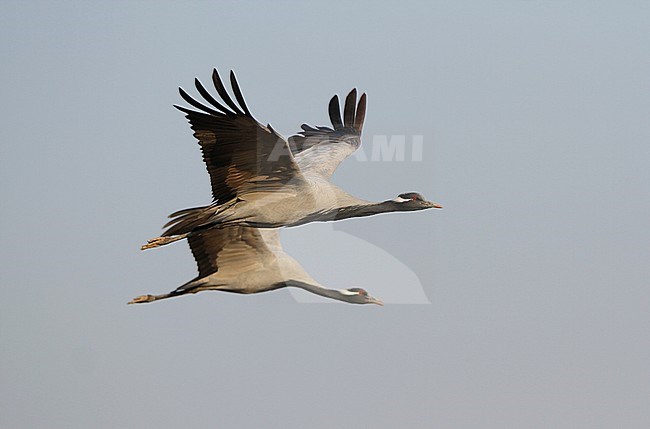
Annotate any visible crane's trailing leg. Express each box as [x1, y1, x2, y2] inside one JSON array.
[[128, 279, 205, 304], [141, 233, 189, 250], [128, 292, 181, 304]]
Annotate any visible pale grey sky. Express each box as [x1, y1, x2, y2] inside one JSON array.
[[2, 1, 650, 428]]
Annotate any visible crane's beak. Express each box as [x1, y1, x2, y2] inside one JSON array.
[[369, 297, 384, 306], [427, 201, 443, 209]]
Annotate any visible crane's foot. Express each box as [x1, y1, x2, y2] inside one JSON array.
[[128, 295, 156, 304], [141, 234, 187, 250]]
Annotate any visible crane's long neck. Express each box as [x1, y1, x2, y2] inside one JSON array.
[[287, 200, 400, 227], [332, 200, 400, 221], [285, 280, 358, 304]]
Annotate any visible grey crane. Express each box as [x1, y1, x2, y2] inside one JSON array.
[[142, 69, 442, 250], [129, 226, 383, 306]]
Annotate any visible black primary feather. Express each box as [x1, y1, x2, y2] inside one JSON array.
[[194, 78, 233, 115], [211, 69, 244, 115], [178, 87, 222, 116], [354, 93, 367, 132], [343, 88, 357, 128], [328, 95, 343, 129], [229, 71, 252, 117]]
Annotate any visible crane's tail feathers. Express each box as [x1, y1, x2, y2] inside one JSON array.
[[167, 205, 210, 218], [141, 233, 189, 250], [163, 205, 211, 235], [143, 201, 236, 249], [162, 204, 227, 237]]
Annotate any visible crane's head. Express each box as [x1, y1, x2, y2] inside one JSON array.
[[344, 288, 384, 305], [392, 192, 443, 210]]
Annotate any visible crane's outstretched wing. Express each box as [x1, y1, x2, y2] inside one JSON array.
[[186, 226, 276, 279], [175, 69, 305, 203], [288, 89, 367, 179]]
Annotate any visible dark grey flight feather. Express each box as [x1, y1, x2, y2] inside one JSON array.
[[178, 87, 222, 117], [211, 69, 244, 115], [229, 71, 251, 117], [288, 88, 367, 159], [328, 95, 344, 129], [354, 93, 367, 133], [171, 69, 304, 207], [194, 78, 234, 116], [343, 88, 357, 128]]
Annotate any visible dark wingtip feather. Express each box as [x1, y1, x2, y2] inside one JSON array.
[[354, 93, 367, 133], [211, 69, 244, 115], [173, 103, 189, 112], [178, 87, 222, 116], [329, 95, 343, 129], [343, 88, 357, 128], [194, 77, 232, 115], [229, 70, 252, 117]]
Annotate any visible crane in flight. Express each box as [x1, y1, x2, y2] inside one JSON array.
[[141, 69, 441, 250], [130, 225, 383, 306]]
